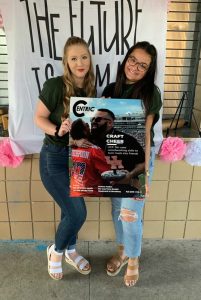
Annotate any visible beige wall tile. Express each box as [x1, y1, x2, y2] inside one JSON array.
[[0, 167, 5, 180], [143, 221, 164, 238], [33, 222, 55, 240], [84, 197, 100, 202], [55, 203, 61, 222], [8, 203, 31, 221], [193, 167, 201, 180], [32, 202, 54, 221], [170, 161, 193, 180], [100, 221, 115, 240], [86, 202, 99, 221], [31, 181, 52, 202], [7, 181, 30, 202], [152, 159, 170, 180], [78, 221, 99, 240], [149, 181, 168, 201], [185, 221, 201, 239], [187, 202, 201, 220], [190, 181, 201, 201], [0, 181, 6, 201], [163, 221, 185, 239], [31, 158, 40, 180], [0, 222, 11, 239], [11, 222, 33, 239], [166, 202, 188, 220], [100, 201, 112, 220], [144, 202, 166, 220], [168, 181, 191, 201], [6, 159, 31, 180], [0, 203, 8, 221], [99, 197, 111, 201]]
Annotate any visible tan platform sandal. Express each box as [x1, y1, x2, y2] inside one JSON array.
[[124, 258, 139, 287], [107, 245, 129, 277], [65, 249, 91, 275], [47, 244, 63, 280]]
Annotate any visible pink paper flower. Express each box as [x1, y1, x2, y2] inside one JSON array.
[[0, 10, 3, 28], [0, 138, 24, 167], [167, 0, 172, 12], [159, 137, 186, 162]]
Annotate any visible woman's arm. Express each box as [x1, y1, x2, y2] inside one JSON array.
[[34, 100, 71, 137]]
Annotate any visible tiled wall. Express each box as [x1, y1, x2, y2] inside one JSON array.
[[0, 155, 201, 240]]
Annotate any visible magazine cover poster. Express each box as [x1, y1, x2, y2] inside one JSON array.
[[69, 97, 145, 198]]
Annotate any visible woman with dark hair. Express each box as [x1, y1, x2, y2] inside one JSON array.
[[35, 36, 95, 280], [102, 41, 162, 287]]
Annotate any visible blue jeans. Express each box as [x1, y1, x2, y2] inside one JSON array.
[[40, 143, 87, 251], [111, 147, 155, 257]]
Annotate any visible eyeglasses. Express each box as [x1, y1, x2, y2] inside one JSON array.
[[127, 56, 149, 72], [90, 117, 111, 123]]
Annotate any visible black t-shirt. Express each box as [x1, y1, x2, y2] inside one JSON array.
[[39, 76, 86, 146]]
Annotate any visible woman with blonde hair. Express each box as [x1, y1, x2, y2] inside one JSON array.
[[35, 36, 95, 280]]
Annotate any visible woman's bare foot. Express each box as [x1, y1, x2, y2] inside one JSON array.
[[124, 257, 139, 287], [107, 244, 128, 276]]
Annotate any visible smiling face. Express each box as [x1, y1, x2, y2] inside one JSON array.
[[124, 48, 151, 84], [66, 44, 91, 87]]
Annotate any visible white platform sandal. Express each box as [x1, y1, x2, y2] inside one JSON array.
[[47, 244, 63, 280], [65, 249, 91, 275]]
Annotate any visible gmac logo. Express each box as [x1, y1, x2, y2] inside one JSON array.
[[73, 100, 95, 117]]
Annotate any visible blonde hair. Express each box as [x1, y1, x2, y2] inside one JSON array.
[[62, 36, 96, 119]]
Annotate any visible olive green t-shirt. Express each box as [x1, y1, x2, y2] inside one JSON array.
[[39, 76, 86, 146], [102, 83, 162, 146]]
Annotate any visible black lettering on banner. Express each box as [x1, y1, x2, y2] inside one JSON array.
[[69, 0, 77, 36], [20, 0, 144, 92], [50, 14, 62, 61], [90, 1, 105, 54], [45, 63, 54, 80], [32, 67, 41, 93], [103, 1, 119, 54], [88, 26, 95, 54], [95, 64, 110, 87], [33, 0, 53, 58], [80, 1, 84, 38], [134, 0, 142, 44], [121, 0, 132, 54], [20, 0, 35, 52]]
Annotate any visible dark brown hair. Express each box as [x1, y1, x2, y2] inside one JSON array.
[[114, 41, 157, 115]]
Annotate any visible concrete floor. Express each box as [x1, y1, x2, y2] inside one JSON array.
[[1, 240, 201, 300]]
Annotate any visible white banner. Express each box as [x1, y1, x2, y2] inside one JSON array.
[[0, 0, 167, 155]]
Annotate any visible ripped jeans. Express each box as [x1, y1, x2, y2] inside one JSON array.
[[111, 147, 155, 258]]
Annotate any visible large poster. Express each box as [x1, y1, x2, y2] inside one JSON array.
[[69, 97, 145, 198], [0, 0, 167, 155]]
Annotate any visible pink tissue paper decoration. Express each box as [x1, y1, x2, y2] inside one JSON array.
[[184, 138, 201, 166], [159, 137, 187, 162], [167, 0, 172, 12], [0, 138, 24, 167], [0, 10, 3, 28]]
